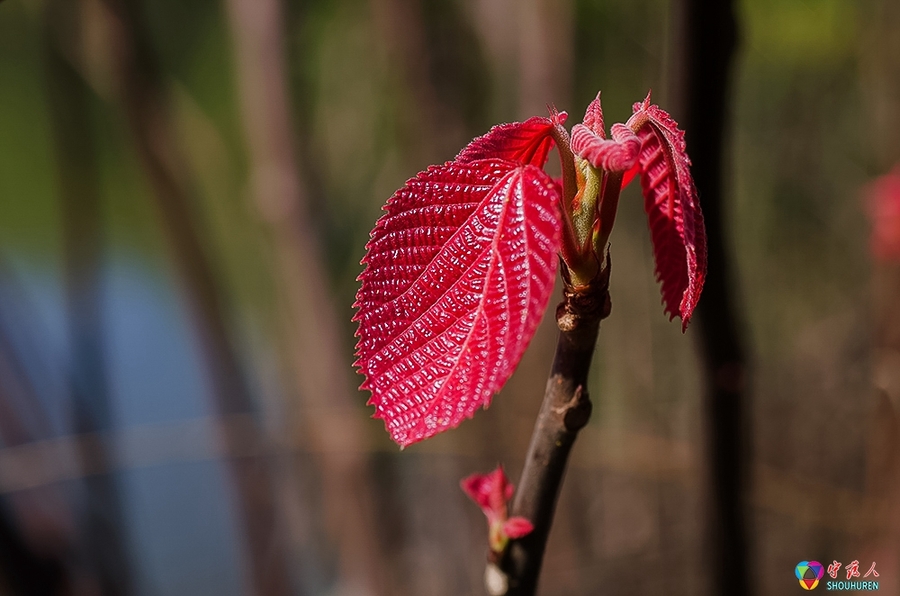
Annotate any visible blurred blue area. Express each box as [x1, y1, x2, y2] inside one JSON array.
[[104, 255, 212, 427], [104, 256, 244, 596], [2, 253, 245, 595]]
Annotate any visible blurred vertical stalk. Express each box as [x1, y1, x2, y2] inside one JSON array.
[[517, 0, 573, 117], [671, 0, 748, 595], [0, 300, 72, 593], [862, 0, 900, 578], [371, 0, 484, 162], [868, 262, 900, 585], [95, 1, 292, 594], [370, 0, 443, 164], [224, 0, 385, 593], [43, 2, 133, 594]]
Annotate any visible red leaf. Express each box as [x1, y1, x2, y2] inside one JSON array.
[[502, 517, 534, 539], [621, 162, 640, 189], [455, 112, 565, 167], [354, 159, 561, 446], [627, 93, 706, 330], [462, 465, 531, 551], [460, 465, 515, 522], [862, 165, 900, 262]]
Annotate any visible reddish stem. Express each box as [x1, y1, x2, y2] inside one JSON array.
[[550, 122, 582, 269], [595, 171, 624, 257]]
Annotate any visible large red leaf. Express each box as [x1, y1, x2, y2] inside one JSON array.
[[354, 159, 561, 446], [627, 94, 707, 330], [455, 113, 563, 167]]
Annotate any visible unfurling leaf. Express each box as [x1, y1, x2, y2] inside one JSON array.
[[627, 94, 707, 330], [571, 92, 641, 174], [460, 466, 514, 519], [581, 92, 606, 137], [571, 122, 641, 174], [354, 159, 561, 446], [461, 465, 533, 553], [455, 114, 562, 167]]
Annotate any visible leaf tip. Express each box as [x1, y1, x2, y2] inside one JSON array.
[[634, 89, 653, 113], [582, 91, 605, 137]]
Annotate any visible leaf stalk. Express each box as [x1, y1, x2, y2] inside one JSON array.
[[549, 122, 583, 273], [595, 170, 624, 260]]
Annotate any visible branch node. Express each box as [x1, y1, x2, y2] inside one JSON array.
[[562, 385, 592, 432], [556, 253, 613, 331]]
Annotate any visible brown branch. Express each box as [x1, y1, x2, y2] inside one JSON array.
[[494, 262, 612, 596]]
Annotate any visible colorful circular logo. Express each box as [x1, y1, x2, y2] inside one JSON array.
[[795, 561, 825, 590]]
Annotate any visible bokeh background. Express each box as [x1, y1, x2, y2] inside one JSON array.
[[0, 0, 899, 594]]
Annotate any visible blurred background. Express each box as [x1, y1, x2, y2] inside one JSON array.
[[0, 0, 899, 594]]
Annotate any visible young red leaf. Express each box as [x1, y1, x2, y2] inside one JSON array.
[[354, 159, 561, 446], [502, 517, 534, 539], [461, 465, 532, 552], [571, 122, 641, 173], [573, 92, 641, 173], [627, 94, 707, 330], [581, 92, 606, 138], [460, 466, 514, 521], [455, 112, 564, 167]]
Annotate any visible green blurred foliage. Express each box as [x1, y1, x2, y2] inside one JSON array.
[[0, 2, 60, 260]]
